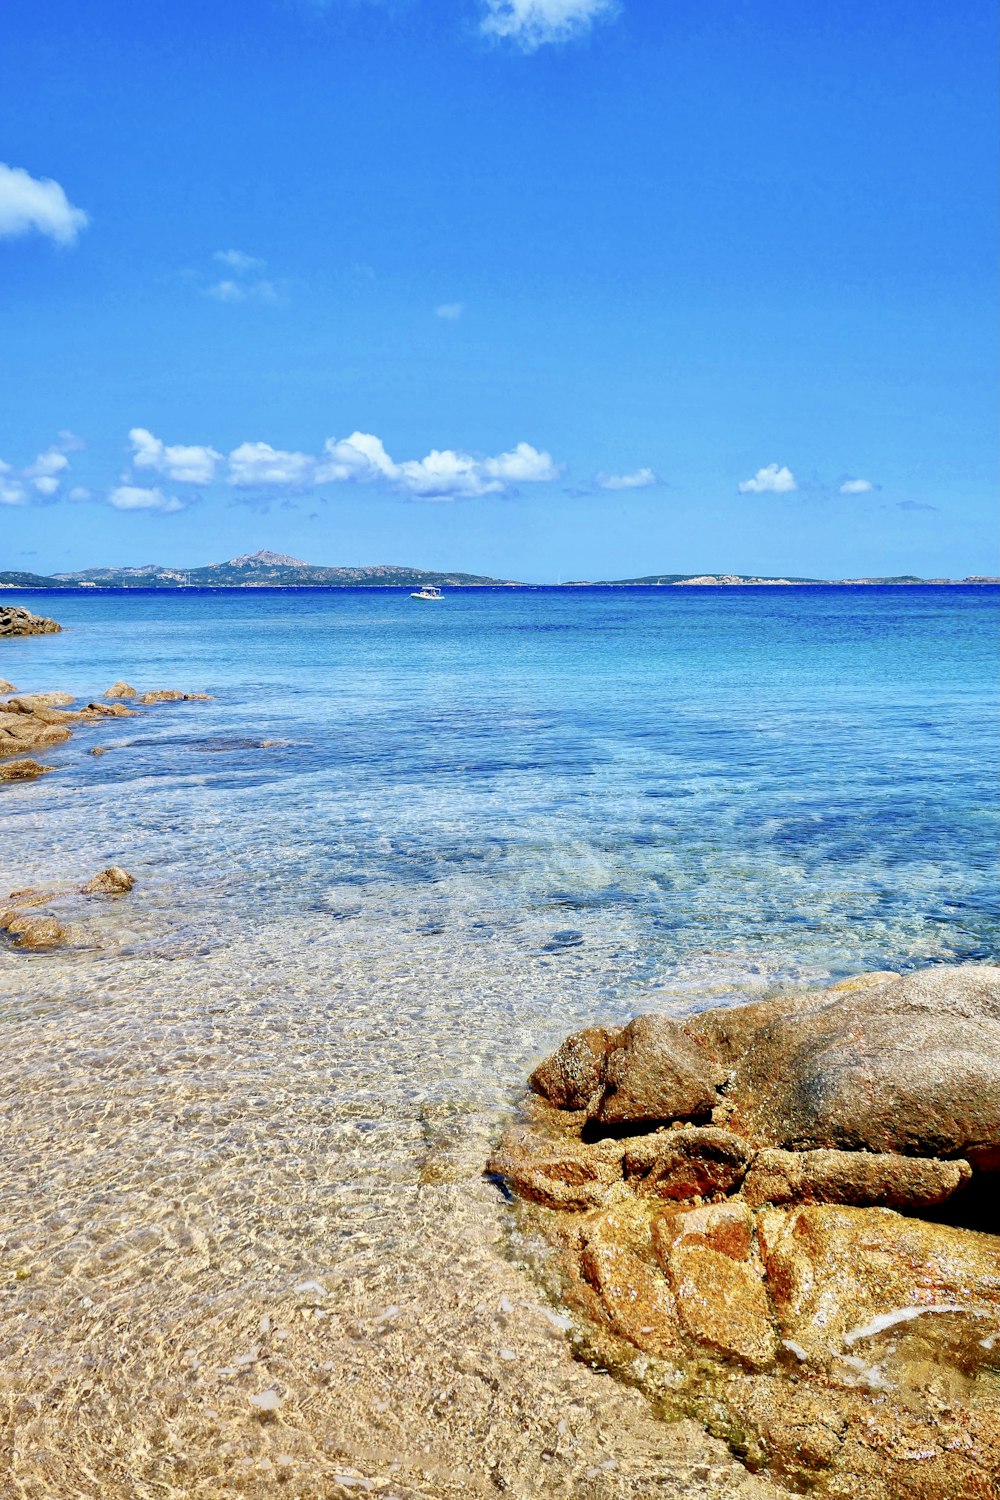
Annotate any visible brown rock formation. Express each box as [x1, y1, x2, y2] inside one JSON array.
[[742, 1146, 971, 1209], [0, 759, 52, 782], [137, 689, 212, 703], [490, 965, 1000, 1500], [726, 966, 1000, 1167], [83, 867, 135, 896], [104, 681, 138, 698], [587, 1014, 726, 1128], [0, 605, 61, 636]]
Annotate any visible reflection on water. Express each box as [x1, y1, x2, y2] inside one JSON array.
[[0, 586, 996, 1496]]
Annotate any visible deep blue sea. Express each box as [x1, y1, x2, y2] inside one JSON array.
[[3, 585, 997, 1012]]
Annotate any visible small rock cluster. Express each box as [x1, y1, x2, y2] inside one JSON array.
[[0, 681, 211, 780], [489, 966, 1000, 1499], [1, 867, 136, 950], [0, 605, 61, 637]]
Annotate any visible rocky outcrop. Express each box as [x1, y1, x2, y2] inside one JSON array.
[[104, 680, 137, 699], [137, 688, 212, 703], [0, 759, 51, 782], [0, 911, 75, 949], [726, 966, 1000, 1168], [0, 605, 61, 636], [1, 866, 136, 951], [489, 965, 1000, 1500], [83, 866, 135, 896], [1, 681, 209, 766]]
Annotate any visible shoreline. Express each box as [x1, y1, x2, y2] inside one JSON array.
[[2, 577, 998, 593]]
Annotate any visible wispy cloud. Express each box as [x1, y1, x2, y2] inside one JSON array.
[[897, 499, 939, 513], [214, 248, 266, 274], [839, 477, 876, 495], [738, 463, 797, 495], [595, 466, 658, 491], [0, 163, 88, 246], [203, 248, 284, 304], [481, 0, 618, 50], [435, 302, 464, 320]]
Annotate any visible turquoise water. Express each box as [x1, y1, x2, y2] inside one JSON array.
[[4, 585, 997, 1005]]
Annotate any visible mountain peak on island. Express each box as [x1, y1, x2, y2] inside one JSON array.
[[216, 549, 309, 569]]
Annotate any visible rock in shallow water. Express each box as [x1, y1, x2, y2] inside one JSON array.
[[83, 866, 135, 896], [589, 1013, 726, 1128], [493, 964, 1000, 1500], [0, 605, 61, 636], [0, 758, 52, 782]]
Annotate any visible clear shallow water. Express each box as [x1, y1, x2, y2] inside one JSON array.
[[0, 585, 997, 1497], [4, 585, 998, 998]]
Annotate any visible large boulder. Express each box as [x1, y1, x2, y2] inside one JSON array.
[[587, 1014, 726, 1129], [529, 1024, 622, 1110], [490, 966, 1000, 1500], [624, 1125, 751, 1200], [727, 966, 1000, 1168], [0, 605, 61, 636], [757, 1203, 1000, 1374], [742, 1147, 972, 1210]]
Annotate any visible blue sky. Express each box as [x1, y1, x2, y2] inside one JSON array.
[[1, 0, 996, 581]]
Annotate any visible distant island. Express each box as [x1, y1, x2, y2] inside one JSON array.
[[0, 550, 996, 590]]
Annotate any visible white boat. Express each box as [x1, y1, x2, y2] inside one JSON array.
[[410, 585, 444, 600]]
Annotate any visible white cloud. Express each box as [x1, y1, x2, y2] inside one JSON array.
[[839, 477, 875, 495], [0, 460, 27, 506], [318, 432, 398, 484], [595, 466, 658, 490], [226, 432, 559, 501], [481, 0, 617, 49], [107, 485, 185, 514], [203, 248, 282, 305], [205, 276, 282, 304], [0, 437, 77, 503], [435, 302, 464, 320], [68, 486, 92, 503], [0, 163, 88, 246], [738, 463, 797, 495], [227, 442, 317, 490], [129, 427, 221, 484]]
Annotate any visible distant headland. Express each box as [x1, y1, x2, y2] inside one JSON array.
[[0, 550, 996, 590]]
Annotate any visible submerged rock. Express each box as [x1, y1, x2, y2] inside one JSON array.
[[83, 867, 135, 896], [0, 911, 73, 949], [0, 605, 61, 636], [0, 759, 52, 783], [137, 688, 212, 703], [491, 964, 1000, 1500]]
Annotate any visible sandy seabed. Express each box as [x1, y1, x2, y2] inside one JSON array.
[[0, 906, 784, 1500]]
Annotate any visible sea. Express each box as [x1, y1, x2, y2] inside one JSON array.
[[1, 583, 997, 1498]]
